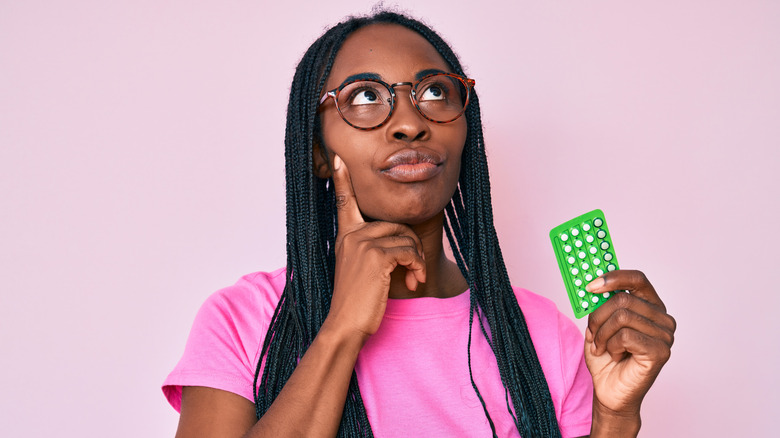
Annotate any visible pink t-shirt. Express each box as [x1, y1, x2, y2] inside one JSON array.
[[163, 268, 593, 437]]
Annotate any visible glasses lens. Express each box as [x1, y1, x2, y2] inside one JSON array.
[[414, 75, 469, 122], [336, 81, 392, 129]]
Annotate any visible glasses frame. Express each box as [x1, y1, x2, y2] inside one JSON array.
[[318, 72, 476, 130]]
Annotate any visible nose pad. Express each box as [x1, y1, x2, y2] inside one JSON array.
[[388, 87, 429, 141]]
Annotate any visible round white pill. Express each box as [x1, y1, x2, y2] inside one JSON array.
[[581, 301, 589, 308], [564, 245, 572, 252], [582, 224, 591, 231], [592, 296, 599, 303], [585, 273, 593, 281], [604, 252, 613, 261], [589, 246, 597, 254], [593, 258, 601, 265], [571, 228, 579, 236], [571, 268, 579, 275], [594, 218, 603, 227], [578, 289, 586, 297], [581, 262, 590, 270], [603, 292, 610, 298], [600, 241, 610, 250], [574, 279, 583, 286], [567, 256, 575, 264], [578, 251, 586, 259], [575, 240, 583, 248], [561, 234, 569, 241], [586, 235, 594, 243], [597, 230, 606, 239], [596, 269, 604, 276], [607, 264, 616, 271]]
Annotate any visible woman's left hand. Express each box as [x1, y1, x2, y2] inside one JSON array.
[[584, 269, 676, 427]]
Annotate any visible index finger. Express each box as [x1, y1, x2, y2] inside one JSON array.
[[331, 154, 364, 228], [586, 269, 666, 311]]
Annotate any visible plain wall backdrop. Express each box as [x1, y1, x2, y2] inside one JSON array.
[[1, 0, 778, 436]]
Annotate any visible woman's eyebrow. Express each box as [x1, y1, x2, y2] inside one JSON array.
[[338, 72, 382, 87], [415, 68, 447, 81], [337, 68, 449, 88]]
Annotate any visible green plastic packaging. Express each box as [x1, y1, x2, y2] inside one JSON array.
[[550, 209, 620, 318]]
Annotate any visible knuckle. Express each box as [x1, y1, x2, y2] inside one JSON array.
[[362, 239, 379, 252], [365, 245, 384, 257], [612, 291, 632, 308], [586, 318, 597, 334], [400, 235, 417, 248], [667, 314, 678, 333], [335, 193, 349, 209], [400, 243, 417, 254], [658, 346, 672, 363], [633, 270, 649, 285], [614, 308, 633, 326], [341, 232, 359, 247], [616, 327, 635, 343]]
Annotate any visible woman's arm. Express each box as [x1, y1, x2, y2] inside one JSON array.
[[176, 319, 366, 438], [176, 387, 255, 437]]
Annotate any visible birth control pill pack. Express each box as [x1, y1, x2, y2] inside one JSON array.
[[550, 209, 620, 319]]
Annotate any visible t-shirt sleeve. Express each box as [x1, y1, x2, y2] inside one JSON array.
[[162, 270, 284, 412], [556, 312, 593, 438]]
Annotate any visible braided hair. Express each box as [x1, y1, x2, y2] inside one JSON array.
[[253, 11, 562, 438]]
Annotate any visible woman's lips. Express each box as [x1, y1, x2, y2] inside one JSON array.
[[380, 149, 444, 182], [382, 162, 442, 182]]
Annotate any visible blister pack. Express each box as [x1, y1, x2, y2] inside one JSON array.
[[550, 209, 620, 318]]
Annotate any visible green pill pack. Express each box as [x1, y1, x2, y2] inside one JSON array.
[[550, 209, 620, 318]]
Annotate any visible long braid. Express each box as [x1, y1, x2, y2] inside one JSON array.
[[253, 19, 374, 436], [255, 11, 562, 438]]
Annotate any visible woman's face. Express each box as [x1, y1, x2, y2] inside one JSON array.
[[317, 23, 468, 225]]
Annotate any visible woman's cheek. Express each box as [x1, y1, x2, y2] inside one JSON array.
[[350, 177, 384, 220]]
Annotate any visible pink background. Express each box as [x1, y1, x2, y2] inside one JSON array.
[[2, 1, 778, 436]]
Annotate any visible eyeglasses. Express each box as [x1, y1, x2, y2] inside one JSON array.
[[318, 73, 476, 130]]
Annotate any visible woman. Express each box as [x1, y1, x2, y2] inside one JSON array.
[[164, 11, 676, 438]]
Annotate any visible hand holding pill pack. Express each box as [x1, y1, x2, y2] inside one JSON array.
[[550, 209, 620, 318]]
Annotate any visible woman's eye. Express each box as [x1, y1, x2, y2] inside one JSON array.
[[349, 88, 383, 105], [419, 84, 447, 101]]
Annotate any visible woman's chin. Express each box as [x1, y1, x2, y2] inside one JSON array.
[[363, 205, 445, 226]]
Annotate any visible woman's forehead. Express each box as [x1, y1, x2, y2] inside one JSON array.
[[326, 23, 451, 88]]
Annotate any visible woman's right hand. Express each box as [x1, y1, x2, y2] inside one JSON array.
[[177, 154, 428, 438], [324, 154, 427, 339]]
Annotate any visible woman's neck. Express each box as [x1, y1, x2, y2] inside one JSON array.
[[387, 212, 469, 299]]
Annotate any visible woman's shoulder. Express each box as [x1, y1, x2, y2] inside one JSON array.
[[162, 268, 288, 410], [187, 268, 289, 343], [216, 267, 287, 299], [202, 268, 287, 317]]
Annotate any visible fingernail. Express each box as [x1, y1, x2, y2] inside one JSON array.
[[586, 277, 605, 292], [333, 155, 342, 171]]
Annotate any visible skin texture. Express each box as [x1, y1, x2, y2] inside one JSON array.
[[174, 23, 676, 438]]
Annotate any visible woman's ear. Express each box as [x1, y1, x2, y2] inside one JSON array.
[[312, 141, 332, 179]]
